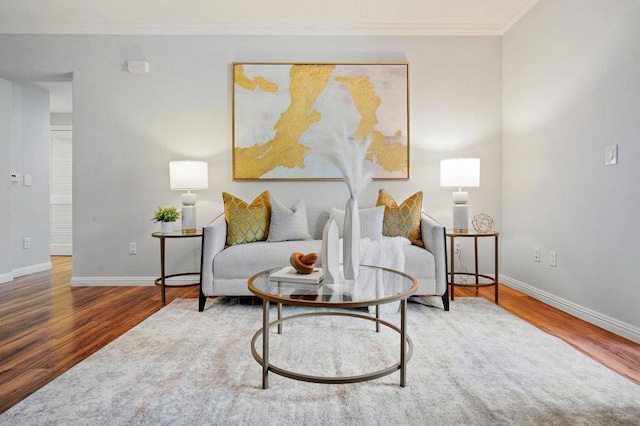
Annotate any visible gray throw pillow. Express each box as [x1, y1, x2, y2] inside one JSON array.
[[267, 197, 313, 242], [329, 205, 384, 240]]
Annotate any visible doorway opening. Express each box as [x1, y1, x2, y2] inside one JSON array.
[[32, 80, 73, 256]]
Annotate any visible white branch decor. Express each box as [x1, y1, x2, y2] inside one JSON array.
[[316, 130, 373, 197], [315, 129, 373, 279]]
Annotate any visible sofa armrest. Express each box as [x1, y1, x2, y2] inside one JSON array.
[[200, 214, 227, 296], [420, 212, 447, 297]]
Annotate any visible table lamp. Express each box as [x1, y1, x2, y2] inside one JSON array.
[[169, 160, 209, 234], [440, 158, 480, 233]]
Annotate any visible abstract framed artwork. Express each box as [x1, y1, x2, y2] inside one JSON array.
[[232, 62, 409, 181]]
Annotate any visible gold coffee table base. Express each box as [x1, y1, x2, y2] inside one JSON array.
[[251, 310, 413, 386]]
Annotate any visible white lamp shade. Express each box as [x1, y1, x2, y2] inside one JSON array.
[[169, 161, 209, 190], [440, 158, 480, 188]]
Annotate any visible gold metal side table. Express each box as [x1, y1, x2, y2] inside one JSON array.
[[447, 231, 499, 304], [152, 230, 203, 305]]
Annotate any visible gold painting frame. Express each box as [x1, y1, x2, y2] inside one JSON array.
[[232, 62, 410, 181]]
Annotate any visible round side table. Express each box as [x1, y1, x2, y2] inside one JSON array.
[[152, 230, 203, 305], [446, 231, 499, 304]]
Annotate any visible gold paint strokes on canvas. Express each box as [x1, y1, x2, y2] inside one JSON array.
[[234, 64, 278, 93], [235, 65, 335, 179], [335, 75, 407, 174]]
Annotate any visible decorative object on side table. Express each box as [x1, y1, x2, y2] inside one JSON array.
[[170, 160, 209, 234], [472, 213, 494, 233], [152, 206, 180, 234], [289, 252, 319, 274], [315, 131, 372, 280], [440, 158, 480, 234]]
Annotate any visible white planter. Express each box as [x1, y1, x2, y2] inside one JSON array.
[[160, 221, 174, 234], [343, 197, 360, 279]]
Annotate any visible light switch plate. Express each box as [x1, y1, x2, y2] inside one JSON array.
[[605, 144, 618, 165], [23, 173, 32, 186]]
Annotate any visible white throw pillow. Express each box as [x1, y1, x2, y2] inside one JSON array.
[[267, 197, 312, 242], [329, 206, 384, 240]]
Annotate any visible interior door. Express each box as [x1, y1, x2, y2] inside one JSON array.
[[50, 128, 72, 255]]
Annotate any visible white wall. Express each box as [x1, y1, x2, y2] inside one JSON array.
[[9, 81, 51, 274], [502, 0, 640, 340], [0, 35, 502, 283], [0, 79, 12, 282], [51, 113, 72, 125]]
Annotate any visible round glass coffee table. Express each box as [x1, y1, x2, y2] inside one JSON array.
[[248, 265, 418, 389]]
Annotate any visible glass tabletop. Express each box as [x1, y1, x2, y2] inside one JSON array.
[[248, 265, 417, 308], [151, 230, 203, 238]]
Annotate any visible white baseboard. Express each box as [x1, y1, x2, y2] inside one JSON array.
[[0, 271, 13, 284], [71, 275, 199, 287], [50, 244, 73, 256], [501, 274, 640, 344], [13, 262, 52, 278]]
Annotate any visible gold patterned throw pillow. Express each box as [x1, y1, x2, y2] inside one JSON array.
[[376, 189, 424, 247], [223, 191, 271, 246]]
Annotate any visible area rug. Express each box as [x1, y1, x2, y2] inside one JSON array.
[[1, 298, 639, 425]]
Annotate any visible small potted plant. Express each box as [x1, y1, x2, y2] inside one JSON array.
[[152, 206, 180, 234]]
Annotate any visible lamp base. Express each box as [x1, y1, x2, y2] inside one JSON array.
[[181, 205, 197, 234], [453, 204, 469, 234]]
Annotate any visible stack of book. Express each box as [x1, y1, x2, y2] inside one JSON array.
[[269, 266, 323, 284]]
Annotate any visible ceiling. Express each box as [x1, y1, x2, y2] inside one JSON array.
[[0, 0, 539, 36], [6, 1, 540, 113]]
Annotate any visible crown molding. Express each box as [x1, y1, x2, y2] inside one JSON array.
[[0, 22, 500, 36], [499, 0, 540, 34], [0, 10, 536, 37]]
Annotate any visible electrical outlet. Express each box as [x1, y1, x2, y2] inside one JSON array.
[[23, 237, 31, 249], [549, 251, 557, 267], [454, 240, 461, 254], [534, 248, 540, 262], [129, 242, 137, 255]]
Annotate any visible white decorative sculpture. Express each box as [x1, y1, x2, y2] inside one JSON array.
[[321, 218, 340, 284]]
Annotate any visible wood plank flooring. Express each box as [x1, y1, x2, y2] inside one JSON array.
[[1, 257, 638, 414], [0, 256, 198, 414]]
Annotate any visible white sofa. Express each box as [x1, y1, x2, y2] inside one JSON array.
[[199, 206, 448, 311]]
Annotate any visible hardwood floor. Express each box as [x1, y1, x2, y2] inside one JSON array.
[[0, 256, 198, 414], [1, 257, 638, 414]]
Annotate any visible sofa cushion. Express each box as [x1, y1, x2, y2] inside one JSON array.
[[329, 206, 384, 240], [267, 197, 312, 242], [211, 238, 437, 296], [214, 240, 323, 280], [223, 191, 271, 246], [306, 207, 331, 240], [377, 189, 424, 248]]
